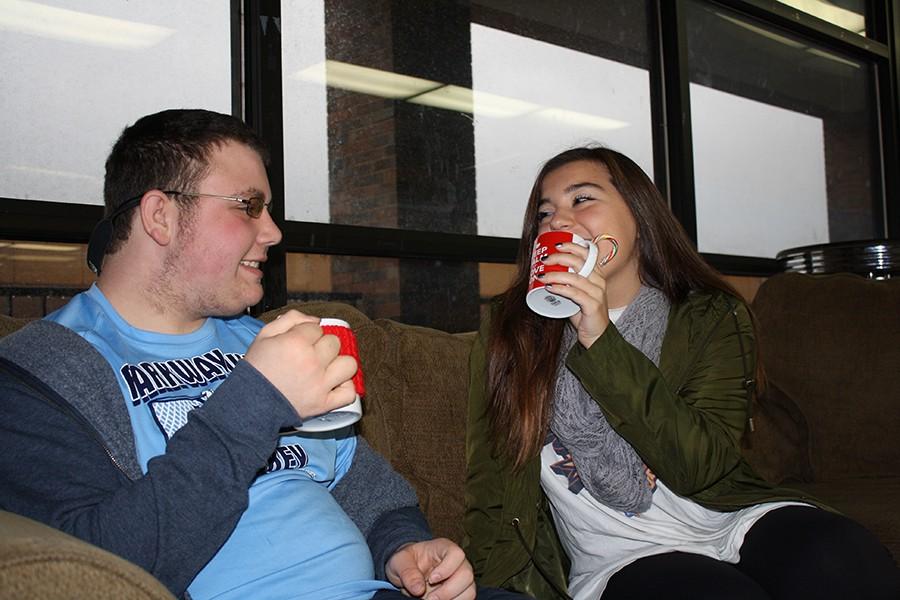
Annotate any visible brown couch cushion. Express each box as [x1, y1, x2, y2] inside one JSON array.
[[0, 510, 175, 599], [261, 302, 475, 543], [0, 314, 30, 338], [752, 273, 900, 481]]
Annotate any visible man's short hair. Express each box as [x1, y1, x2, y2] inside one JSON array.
[[103, 109, 270, 254]]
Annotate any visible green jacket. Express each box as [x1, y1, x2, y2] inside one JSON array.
[[464, 290, 821, 599]]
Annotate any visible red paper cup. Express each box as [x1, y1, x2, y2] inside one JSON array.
[[526, 231, 598, 318], [285, 318, 364, 434]]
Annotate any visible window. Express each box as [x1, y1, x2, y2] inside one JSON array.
[[2, 1, 897, 326], [280, 0, 653, 326], [686, 1, 879, 258], [1, 1, 234, 316], [0, 0, 234, 206], [0, 240, 90, 317], [285, 252, 515, 332], [282, 1, 653, 235]]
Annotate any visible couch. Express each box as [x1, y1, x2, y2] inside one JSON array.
[[742, 272, 899, 563], [1, 272, 897, 597]]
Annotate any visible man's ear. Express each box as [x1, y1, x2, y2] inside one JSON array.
[[139, 190, 176, 246]]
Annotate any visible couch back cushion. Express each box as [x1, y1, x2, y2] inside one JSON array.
[[751, 273, 900, 481], [261, 302, 474, 543], [0, 314, 30, 338]]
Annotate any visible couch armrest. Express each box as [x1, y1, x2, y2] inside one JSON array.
[[0, 510, 175, 600]]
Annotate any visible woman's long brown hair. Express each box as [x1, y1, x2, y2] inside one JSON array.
[[486, 147, 748, 469]]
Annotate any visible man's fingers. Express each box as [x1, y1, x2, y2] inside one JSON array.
[[425, 578, 477, 600], [312, 332, 341, 364], [325, 378, 357, 410], [324, 357, 357, 397], [258, 309, 320, 338], [423, 562, 476, 600]]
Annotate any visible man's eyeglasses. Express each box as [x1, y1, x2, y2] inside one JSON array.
[[87, 189, 274, 274], [163, 190, 272, 218]]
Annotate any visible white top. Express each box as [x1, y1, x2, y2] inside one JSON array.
[[541, 304, 802, 599], [607, 305, 627, 323]]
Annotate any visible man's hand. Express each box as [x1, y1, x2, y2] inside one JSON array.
[[244, 310, 357, 419], [385, 538, 475, 600]]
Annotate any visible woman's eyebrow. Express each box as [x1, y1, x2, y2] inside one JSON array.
[[539, 182, 603, 203], [564, 181, 603, 194]]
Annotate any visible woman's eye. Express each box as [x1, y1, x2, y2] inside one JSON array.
[[573, 194, 594, 204], [537, 210, 552, 222]]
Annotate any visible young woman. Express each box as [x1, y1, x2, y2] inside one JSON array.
[[464, 147, 898, 600]]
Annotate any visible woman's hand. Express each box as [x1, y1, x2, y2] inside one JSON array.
[[539, 240, 610, 349]]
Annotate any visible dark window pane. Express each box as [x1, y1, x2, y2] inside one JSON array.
[[687, 1, 879, 258], [286, 252, 515, 332]]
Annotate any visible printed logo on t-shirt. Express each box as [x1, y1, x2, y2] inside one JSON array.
[[264, 444, 309, 473], [548, 432, 585, 494], [119, 348, 244, 406], [150, 390, 210, 440]]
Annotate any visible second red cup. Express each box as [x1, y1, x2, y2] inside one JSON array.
[[285, 317, 365, 434]]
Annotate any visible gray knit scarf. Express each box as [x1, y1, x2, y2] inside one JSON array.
[[549, 285, 670, 513]]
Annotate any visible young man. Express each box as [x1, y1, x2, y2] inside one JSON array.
[[0, 109, 524, 600]]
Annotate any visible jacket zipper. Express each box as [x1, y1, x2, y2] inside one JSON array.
[[61, 398, 132, 478], [0, 358, 132, 479]]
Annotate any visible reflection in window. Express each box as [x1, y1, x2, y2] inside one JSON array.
[[470, 24, 653, 238], [0, 0, 232, 206], [775, 0, 866, 36], [0, 240, 92, 317], [687, 1, 878, 258], [286, 252, 517, 332]]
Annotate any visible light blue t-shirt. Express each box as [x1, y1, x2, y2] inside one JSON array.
[[47, 285, 394, 600]]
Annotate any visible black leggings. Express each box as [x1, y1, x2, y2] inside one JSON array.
[[603, 506, 899, 600]]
